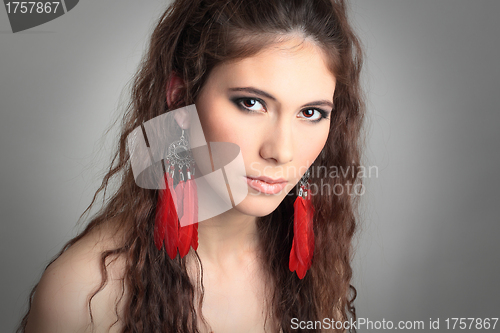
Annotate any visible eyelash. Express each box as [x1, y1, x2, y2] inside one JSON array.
[[231, 97, 330, 123]]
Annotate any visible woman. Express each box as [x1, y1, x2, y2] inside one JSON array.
[[18, 0, 364, 332]]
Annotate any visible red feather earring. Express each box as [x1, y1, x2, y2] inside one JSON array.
[[154, 171, 178, 256], [178, 166, 198, 257], [154, 129, 198, 259], [289, 168, 314, 279]]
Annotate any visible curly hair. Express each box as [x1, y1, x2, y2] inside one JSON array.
[[17, 0, 364, 332]]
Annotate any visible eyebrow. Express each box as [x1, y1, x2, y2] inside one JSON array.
[[228, 87, 334, 109]]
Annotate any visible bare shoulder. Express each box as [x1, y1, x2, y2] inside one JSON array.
[[25, 219, 129, 333]]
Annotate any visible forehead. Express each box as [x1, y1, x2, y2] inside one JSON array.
[[204, 37, 336, 103]]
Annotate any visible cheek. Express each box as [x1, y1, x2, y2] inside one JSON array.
[[208, 120, 256, 171], [204, 116, 243, 143], [295, 122, 330, 167], [197, 101, 255, 150]]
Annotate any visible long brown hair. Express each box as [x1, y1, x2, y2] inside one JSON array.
[[17, 0, 364, 332]]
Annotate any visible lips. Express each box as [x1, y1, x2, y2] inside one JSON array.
[[245, 176, 288, 195]]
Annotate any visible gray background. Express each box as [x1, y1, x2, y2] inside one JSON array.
[[1, 1, 499, 332]]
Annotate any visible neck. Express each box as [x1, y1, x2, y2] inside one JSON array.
[[195, 208, 259, 265]]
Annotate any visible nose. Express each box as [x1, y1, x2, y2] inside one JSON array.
[[259, 118, 294, 164]]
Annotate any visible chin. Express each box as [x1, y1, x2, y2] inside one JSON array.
[[234, 193, 284, 217]]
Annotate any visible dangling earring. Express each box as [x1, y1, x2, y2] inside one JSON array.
[[154, 168, 178, 259], [154, 129, 198, 259], [289, 168, 314, 279], [177, 162, 198, 257]]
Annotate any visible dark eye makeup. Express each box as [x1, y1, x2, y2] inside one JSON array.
[[230, 96, 330, 123]]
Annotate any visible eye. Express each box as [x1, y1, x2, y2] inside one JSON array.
[[298, 108, 329, 122], [233, 97, 266, 113]]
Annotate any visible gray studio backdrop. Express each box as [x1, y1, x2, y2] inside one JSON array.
[[1, 1, 499, 332]]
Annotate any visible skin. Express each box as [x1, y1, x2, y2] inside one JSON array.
[[184, 35, 336, 332], [24, 35, 336, 333]]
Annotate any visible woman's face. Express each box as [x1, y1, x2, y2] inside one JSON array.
[[195, 36, 336, 217]]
